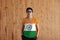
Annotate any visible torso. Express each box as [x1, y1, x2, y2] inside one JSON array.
[[22, 17, 38, 38]]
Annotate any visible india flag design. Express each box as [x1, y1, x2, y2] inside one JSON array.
[[23, 23, 37, 38], [24, 24, 36, 31]]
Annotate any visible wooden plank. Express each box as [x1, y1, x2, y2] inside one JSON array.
[[5, 0, 13, 40]]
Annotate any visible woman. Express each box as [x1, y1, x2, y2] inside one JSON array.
[[21, 7, 39, 40]]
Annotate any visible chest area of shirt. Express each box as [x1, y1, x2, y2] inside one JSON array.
[[24, 19, 36, 23], [24, 23, 36, 31]]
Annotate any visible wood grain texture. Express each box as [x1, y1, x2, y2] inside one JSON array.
[[0, 0, 60, 40]]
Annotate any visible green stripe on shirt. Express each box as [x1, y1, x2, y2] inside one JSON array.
[[23, 31, 37, 38]]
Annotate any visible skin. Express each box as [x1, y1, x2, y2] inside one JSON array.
[[26, 11, 33, 20], [22, 9, 39, 38]]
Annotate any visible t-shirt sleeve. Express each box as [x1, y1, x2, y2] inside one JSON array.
[[35, 18, 38, 24], [22, 18, 25, 24]]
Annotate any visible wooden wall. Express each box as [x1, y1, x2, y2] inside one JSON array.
[[0, 0, 60, 40]]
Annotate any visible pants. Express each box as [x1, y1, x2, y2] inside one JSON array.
[[22, 35, 37, 40]]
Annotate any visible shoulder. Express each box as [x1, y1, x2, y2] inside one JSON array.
[[33, 17, 38, 23], [33, 17, 38, 21], [22, 18, 26, 23]]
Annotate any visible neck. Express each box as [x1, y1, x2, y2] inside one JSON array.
[[27, 16, 33, 20]]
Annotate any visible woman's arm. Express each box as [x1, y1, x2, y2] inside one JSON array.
[[36, 24, 39, 38], [21, 25, 24, 35]]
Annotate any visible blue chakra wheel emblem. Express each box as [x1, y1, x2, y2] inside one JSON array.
[[26, 25, 32, 30]]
